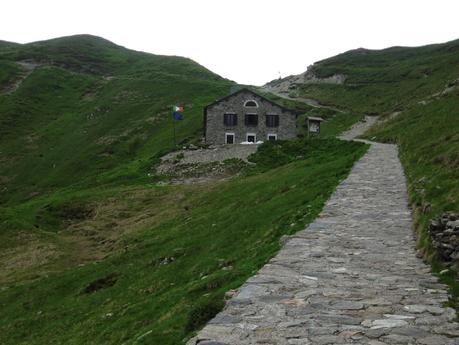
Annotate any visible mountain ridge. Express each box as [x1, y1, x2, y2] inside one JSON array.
[[266, 37, 459, 94], [0, 34, 234, 205]]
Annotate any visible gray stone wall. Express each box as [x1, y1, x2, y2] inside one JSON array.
[[205, 90, 297, 145], [429, 212, 459, 262]]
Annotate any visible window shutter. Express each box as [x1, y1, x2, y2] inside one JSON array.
[[266, 115, 279, 127], [224, 114, 237, 126], [245, 114, 258, 126]]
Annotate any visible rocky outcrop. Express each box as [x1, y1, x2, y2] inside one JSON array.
[[264, 66, 346, 94], [429, 212, 459, 262], [155, 145, 256, 185], [302, 70, 346, 85]]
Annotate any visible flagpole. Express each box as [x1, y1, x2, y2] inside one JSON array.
[[172, 118, 177, 146], [173, 116, 176, 147], [172, 105, 184, 147]]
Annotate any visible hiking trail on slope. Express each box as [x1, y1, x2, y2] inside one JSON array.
[[188, 113, 458, 345]]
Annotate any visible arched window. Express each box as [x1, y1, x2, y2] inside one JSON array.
[[244, 100, 258, 108]]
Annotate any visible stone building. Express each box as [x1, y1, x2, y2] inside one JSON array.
[[204, 88, 298, 145]]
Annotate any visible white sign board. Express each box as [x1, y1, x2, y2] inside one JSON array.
[[309, 121, 320, 133]]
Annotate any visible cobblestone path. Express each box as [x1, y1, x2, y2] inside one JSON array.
[[188, 142, 459, 345]]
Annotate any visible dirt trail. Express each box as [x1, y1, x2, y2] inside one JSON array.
[[338, 115, 380, 141], [2, 61, 39, 94], [261, 88, 346, 114]]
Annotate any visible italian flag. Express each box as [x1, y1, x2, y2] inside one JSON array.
[[172, 105, 184, 121]]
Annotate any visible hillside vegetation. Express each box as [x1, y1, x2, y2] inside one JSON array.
[[0, 35, 368, 343], [278, 39, 459, 303], [297, 39, 459, 114], [0, 138, 367, 344], [0, 34, 232, 205]]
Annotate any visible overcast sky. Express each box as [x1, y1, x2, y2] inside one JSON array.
[[2, 0, 459, 85]]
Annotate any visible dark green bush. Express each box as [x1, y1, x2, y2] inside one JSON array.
[[185, 299, 224, 332]]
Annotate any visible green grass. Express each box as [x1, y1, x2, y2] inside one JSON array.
[[0, 138, 368, 345], [297, 108, 363, 139], [0, 35, 233, 205], [0, 60, 22, 88], [258, 90, 363, 139], [298, 39, 459, 115]]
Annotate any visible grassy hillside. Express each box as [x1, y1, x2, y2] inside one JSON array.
[[0, 35, 369, 344], [297, 39, 459, 114], [0, 34, 233, 205], [0, 139, 368, 344], [285, 38, 459, 305]]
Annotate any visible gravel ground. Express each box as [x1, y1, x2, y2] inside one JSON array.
[[158, 144, 259, 172]]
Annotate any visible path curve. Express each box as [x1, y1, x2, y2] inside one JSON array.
[[260, 88, 346, 114], [188, 146, 459, 343], [1, 61, 38, 94], [338, 116, 379, 141]]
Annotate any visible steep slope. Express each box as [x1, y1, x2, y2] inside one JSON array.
[[267, 39, 459, 114], [0, 137, 368, 345], [0, 35, 233, 205], [266, 38, 459, 302]]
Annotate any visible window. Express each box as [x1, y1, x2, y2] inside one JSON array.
[[245, 114, 258, 126], [225, 133, 235, 144], [266, 115, 279, 127], [267, 134, 277, 141], [246, 133, 256, 143], [244, 100, 258, 107], [223, 113, 237, 126]]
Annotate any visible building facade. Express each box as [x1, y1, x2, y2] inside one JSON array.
[[204, 88, 298, 145]]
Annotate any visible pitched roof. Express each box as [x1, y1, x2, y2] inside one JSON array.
[[204, 87, 300, 114], [307, 116, 325, 122]]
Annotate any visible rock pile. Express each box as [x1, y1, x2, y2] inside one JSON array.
[[429, 212, 459, 262]]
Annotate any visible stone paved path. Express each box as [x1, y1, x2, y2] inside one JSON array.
[[188, 142, 459, 345], [338, 116, 379, 141]]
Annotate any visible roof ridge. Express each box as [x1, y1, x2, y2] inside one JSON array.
[[204, 87, 299, 114]]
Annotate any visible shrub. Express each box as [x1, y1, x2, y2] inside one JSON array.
[[185, 299, 224, 332]]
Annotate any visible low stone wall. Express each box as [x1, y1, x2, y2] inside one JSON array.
[[429, 212, 459, 262]]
